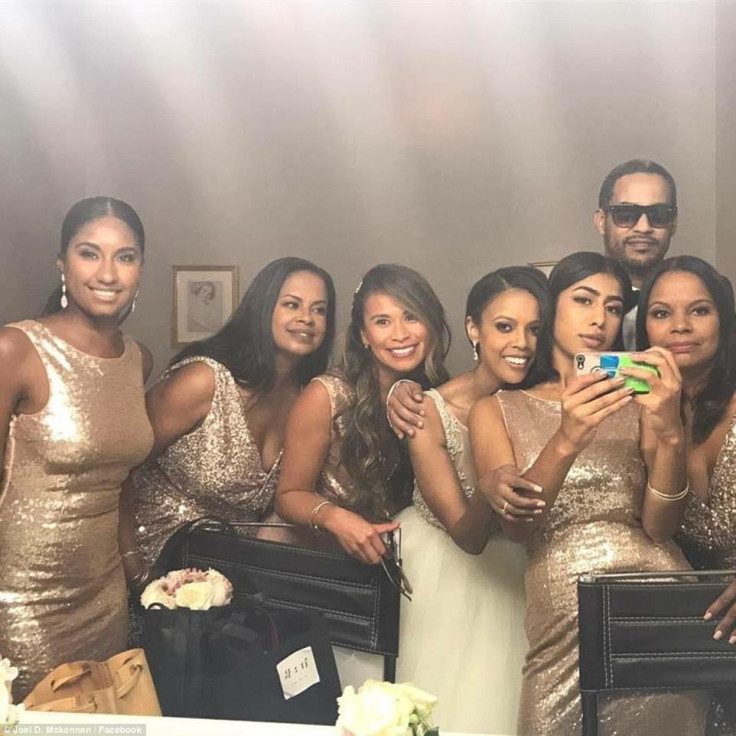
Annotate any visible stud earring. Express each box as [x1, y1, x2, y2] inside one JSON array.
[[472, 342, 479, 361], [60, 274, 68, 310]]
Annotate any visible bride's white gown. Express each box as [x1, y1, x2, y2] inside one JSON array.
[[396, 390, 527, 735]]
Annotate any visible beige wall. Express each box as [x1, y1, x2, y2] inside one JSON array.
[[0, 1, 727, 377], [716, 0, 736, 285]]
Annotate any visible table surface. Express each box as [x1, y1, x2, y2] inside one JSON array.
[[19, 709, 502, 735]]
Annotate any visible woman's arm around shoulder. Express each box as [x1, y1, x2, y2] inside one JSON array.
[[408, 392, 493, 554], [275, 379, 398, 565], [145, 360, 216, 457]]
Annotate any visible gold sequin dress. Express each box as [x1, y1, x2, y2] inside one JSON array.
[[396, 390, 527, 734], [0, 320, 153, 698], [496, 389, 707, 736], [133, 357, 279, 564], [308, 372, 411, 517], [678, 413, 736, 735]]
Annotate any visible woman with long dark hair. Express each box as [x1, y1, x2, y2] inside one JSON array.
[[395, 267, 550, 733], [0, 197, 153, 698], [637, 256, 736, 733], [470, 252, 706, 735], [275, 263, 450, 563], [122, 257, 336, 581]]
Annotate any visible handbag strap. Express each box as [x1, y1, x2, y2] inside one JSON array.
[[153, 516, 238, 577], [113, 661, 143, 699], [48, 662, 92, 691]]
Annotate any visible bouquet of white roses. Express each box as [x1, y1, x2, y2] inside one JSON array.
[[140, 567, 232, 611], [336, 679, 439, 736], [1, 655, 22, 726]]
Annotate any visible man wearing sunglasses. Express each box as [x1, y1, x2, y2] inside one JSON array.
[[594, 159, 678, 348]]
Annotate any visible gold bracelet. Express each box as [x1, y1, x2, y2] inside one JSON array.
[[646, 481, 689, 501], [310, 500, 335, 532]]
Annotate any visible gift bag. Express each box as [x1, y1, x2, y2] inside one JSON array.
[[142, 601, 341, 723], [23, 649, 161, 716]]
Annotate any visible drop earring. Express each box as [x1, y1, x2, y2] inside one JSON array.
[[60, 274, 68, 309], [472, 342, 479, 361], [130, 291, 139, 314]]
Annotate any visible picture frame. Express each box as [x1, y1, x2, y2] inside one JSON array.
[[172, 266, 239, 347], [528, 261, 557, 277]]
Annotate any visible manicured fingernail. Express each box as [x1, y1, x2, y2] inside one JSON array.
[[704, 612, 713, 621], [417, 421, 424, 429], [714, 630, 723, 640], [532, 483, 543, 493], [534, 509, 543, 515], [525, 518, 534, 523], [730, 635, 736, 645], [536, 501, 546, 508]]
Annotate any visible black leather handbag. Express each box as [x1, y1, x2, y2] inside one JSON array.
[[578, 569, 736, 736], [155, 517, 402, 680]]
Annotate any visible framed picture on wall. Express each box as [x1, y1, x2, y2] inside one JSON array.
[[528, 261, 557, 277], [172, 266, 239, 347]]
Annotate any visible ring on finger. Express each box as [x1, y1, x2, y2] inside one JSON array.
[[502, 501, 509, 514]]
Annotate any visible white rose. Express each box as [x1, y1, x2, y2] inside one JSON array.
[[336, 680, 410, 736], [1, 656, 20, 725], [175, 581, 214, 610], [205, 569, 233, 607], [140, 579, 177, 610], [392, 682, 438, 719], [0, 679, 11, 724]]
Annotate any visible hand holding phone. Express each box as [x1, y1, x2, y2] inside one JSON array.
[[575, 352, 660, 394]]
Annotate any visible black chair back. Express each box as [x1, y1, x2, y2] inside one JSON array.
[[577, 570, 736, 736]]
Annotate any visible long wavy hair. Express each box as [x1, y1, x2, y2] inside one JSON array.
[[339, 264, 451, 517], [174, 257, 336, 392], [528, 252, 632, 386], [44, 196, 145, 316], [636, 256, 736, 444], [465, 266, 552, 388]]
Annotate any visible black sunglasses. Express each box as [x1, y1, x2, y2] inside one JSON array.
[[604, 203, 677, 229], [380, 531, 413, 601]]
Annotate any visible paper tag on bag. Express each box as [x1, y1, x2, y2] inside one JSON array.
[[276, 646, 321, 700]]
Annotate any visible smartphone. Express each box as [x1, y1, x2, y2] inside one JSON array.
[[574, 352, 659, 394]]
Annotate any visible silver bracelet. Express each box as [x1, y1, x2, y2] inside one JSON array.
[[121, 550, 143, 560], [646, 481, 689, 502], [310, 499, 335, 532]]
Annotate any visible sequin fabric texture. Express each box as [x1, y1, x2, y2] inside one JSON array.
[[678, 413, 736, 736], [411, 388, 476, 530], [679, 413, 736, 570], [496, 389, 707, 736], [0, 321, 153, 698], [133, 357, 279, 564], [310, 373, 360, 509]]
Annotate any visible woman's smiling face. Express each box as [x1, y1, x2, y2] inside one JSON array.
[[360, 291, 431, 383]]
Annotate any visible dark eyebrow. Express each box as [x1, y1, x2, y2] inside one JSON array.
[[74, 242, 140, 254], [604, 295, 624, 304], [572, 285, 600, 297]]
